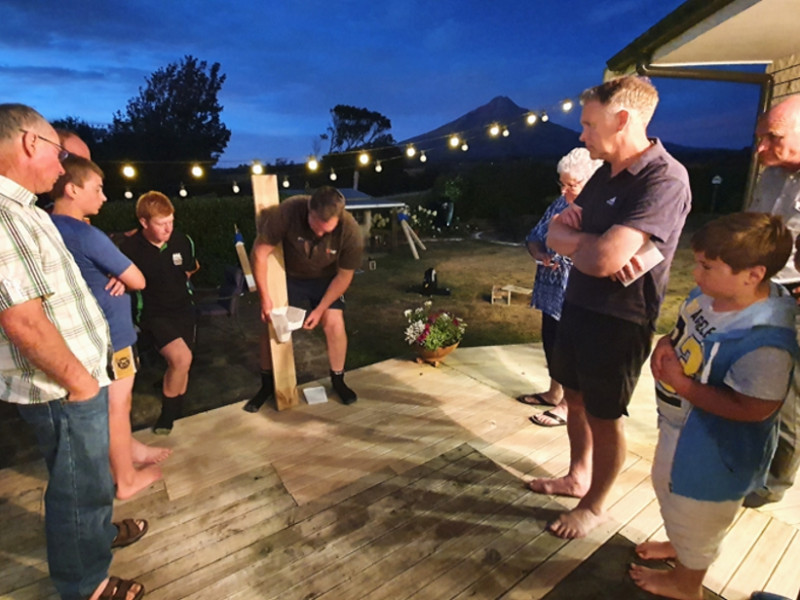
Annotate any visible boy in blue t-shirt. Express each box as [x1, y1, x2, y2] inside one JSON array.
[[51, 155, 170, 500], [631, 212, 798, 599]]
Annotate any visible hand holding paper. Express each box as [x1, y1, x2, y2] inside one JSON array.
[[616, 240, 664, 287]]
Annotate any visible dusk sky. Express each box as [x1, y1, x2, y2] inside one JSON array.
[[2, 0, 763, 165]]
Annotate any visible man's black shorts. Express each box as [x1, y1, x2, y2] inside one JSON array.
[[140, 310, 196, 350], [550, 302, 653, 420], [287, 277, 345, 311]]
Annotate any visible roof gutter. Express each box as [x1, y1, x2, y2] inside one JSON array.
[[636, 61, 774, 208]]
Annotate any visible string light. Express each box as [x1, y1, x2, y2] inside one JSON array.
[[124, 188, 133, 199], [98, 92, 584, 186]]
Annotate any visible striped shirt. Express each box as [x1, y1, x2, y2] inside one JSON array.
[[0, 175, 111, 404]]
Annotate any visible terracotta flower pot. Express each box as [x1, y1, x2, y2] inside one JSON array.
[[415, 342, 459, 367]]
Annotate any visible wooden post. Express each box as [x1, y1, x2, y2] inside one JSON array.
[[252, 174, 299, 410]]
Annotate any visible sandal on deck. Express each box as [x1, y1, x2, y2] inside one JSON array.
[[97, 576, 145, 600], [530, 410, 567, 428], [516, 393, 558, 407], [111, 518, 148, 549]]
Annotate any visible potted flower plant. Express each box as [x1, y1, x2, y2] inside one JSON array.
[[404, 300, 467, 366]]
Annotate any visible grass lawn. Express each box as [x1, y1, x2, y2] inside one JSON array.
[[343, 220, 701, 370]]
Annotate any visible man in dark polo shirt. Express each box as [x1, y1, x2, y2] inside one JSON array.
[[245, 186, 363, 410], [120, 191, 199, 434], [530, 76, 691, 539]]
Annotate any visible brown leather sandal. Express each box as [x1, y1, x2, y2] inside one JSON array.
[[111, 519, 148, 549], [98, 576, 145, 599]]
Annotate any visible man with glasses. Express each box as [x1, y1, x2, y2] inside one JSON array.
[[745, 94, 800, 508], [0, 104, 144, 600], [531, 77, 691, 539]]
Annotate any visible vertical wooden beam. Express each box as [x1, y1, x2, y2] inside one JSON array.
[[252, 174, 299, 410]]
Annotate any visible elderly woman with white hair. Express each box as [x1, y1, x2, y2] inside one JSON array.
[[517, 147, 602, 427]]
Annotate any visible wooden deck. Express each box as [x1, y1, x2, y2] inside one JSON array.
[[1, 344, 799, 599]]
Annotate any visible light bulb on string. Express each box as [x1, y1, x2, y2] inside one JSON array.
[[541, 111, 549, 122], [179, 184, 188, 198], [251, 162, 264, 175], [124, 188, 133, 200], [358, 152, 370, 166], [329, 168, 337, 181], [405, 145, 416, 158], [420, 151, 427, 163], [190, 164, 204, 178], [526, 113, 538, 125], [561, 99, 574, 112], [307, 157, 319, 171], [461, 142, 469, 152], [282, 176, 290, 188], [232, 181, 240, 194], [375, 161, 383, 173], [449, 135, 460, 148], [502, 127, 510, 137], [122, 164, 136, 179], [489, 124, 500, 137]]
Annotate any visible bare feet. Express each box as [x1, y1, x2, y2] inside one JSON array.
[[115, 464, 163, 500], [527, 474, 589, 497], [629, 564, 703, 600], [132, 439, 172, 465], [547, 507, 607, 539], [636, 540, 677, 561]]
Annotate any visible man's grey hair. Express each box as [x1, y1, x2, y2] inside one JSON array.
[[0, 104, 47, 142], [580, 76, 659, 126], [557, 147, 603, 182]]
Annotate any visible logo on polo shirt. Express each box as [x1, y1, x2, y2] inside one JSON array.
[[172, 253, 183, 266], [606, 196, 617, 206]]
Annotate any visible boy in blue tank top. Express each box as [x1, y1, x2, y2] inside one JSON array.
[[631, 212, 798, 599]]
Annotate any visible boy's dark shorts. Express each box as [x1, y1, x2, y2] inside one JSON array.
[[288, 276, 345, 311], [550, 302, 653, 420], [140, 311, 196, 350]]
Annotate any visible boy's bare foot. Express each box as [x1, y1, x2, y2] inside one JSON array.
[[88, 576, 145, 600], [527, 474, 588, 497], [547, 507, 607, 539], [636, 540, 677, 560], [132, 440, 172, 465], [629, 564, 703, 600], [115, 464, 163, 500]]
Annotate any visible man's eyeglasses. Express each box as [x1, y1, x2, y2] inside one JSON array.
[[556, 178, 583, 192], [19, 129, 70, 162]]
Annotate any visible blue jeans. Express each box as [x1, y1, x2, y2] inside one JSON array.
[[17, 388, 116, 600]]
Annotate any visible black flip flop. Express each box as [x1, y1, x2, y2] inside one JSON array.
[[529, 410, 567, 427], [516, 393, 557, 407]]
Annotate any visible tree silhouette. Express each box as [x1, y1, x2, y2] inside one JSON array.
[[103, 55, 231, 191], [326, 105, 395, 153]]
